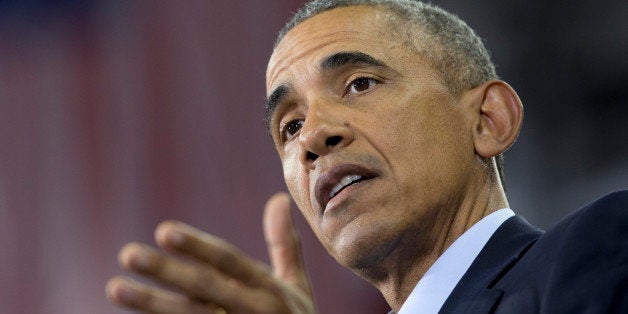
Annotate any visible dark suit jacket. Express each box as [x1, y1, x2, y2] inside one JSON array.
[[439, 191, 628, 314]]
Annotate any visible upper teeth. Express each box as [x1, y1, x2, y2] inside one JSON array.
[[329, 174, 363, 198]]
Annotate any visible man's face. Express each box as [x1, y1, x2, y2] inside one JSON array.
[[266, 6, 477, 269]]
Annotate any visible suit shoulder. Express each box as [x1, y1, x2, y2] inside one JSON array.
[[509, 190, 628, 281], [550, 190, 628, 234], [494, 191, 628, 313], [578, 190, 628, 217], [538, 190, 628, 272]]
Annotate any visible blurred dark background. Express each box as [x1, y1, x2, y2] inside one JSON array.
[[0, 1, 625, 313]]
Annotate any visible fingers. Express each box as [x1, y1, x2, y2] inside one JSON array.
[[107, 193, 316, 313], [263, 192, 312, 295], [154, 221, 274, 289], [118, 242, 269, 312], [106, 276, 223, 314]]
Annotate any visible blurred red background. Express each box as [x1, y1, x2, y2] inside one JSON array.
[[1, 1, 626, 313]]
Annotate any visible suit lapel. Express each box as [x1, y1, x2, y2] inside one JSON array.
[[439, 216, 543, 314]]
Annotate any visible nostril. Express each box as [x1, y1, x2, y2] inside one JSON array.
[[306, 151, 318, 161], [326, 136, 343, 147]]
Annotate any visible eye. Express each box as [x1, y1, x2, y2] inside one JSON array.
[[281, 119, 304, 141], [345, 77, 380, 96]]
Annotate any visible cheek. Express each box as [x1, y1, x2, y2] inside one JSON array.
[[377, 98, 472, 189], [281, 154, 318, 225], [282, 157, 302, 202], [373, 103, 431, 160]]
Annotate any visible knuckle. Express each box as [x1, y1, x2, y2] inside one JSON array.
[[215, 251, 238, 269], [258, 296, 289, 314], [188, 269, 221, 299]]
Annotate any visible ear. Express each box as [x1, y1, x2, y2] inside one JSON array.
[[467, 80, 523, 158]]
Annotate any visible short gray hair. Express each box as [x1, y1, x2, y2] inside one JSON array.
[[275, 0, 498, 95], [273, 0, 506, 187]]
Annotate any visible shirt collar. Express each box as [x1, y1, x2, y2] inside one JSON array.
[[396, 208, 515, 314]]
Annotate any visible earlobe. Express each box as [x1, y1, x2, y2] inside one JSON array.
[[472, 80, 523, 158]]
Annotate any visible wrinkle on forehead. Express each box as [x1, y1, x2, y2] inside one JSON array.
[[266, 6, 402, 93], [268, 33, 386, 90]]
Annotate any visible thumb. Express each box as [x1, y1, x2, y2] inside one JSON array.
[[263, 192, 312, 295]]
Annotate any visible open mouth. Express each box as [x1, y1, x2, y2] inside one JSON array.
[[329, 174, 365, 199], [315, 164, 378, 211]]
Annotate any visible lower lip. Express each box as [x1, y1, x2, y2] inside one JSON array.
[[324, 179, 373, 214]]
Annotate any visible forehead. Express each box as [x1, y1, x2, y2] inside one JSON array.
[[266, 6, 405, 92]]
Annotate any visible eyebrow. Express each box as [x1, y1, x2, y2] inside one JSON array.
[[265, 84, 289, 133], [320, 51, 388, 71], [264, 51, 390, 133]]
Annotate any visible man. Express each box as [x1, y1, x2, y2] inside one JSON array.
[[106, 1, 627, 313]]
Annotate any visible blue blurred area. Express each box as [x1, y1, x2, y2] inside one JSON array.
[[0, 0, 93, 23], [0, 0, 91, 11]]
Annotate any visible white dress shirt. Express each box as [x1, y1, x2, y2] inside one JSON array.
[[396, 208, 515, 314]]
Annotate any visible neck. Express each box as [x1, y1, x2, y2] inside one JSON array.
[[355, 170, 508, 311]]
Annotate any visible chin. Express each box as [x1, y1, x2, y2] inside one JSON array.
[[331, 221, 402, 273]]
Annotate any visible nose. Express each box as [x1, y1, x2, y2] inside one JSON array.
[[298, 101, 354, 168]]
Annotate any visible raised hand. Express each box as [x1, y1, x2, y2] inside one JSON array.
[[106, 192, 316, 314]]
